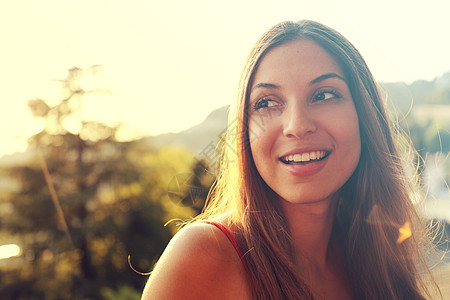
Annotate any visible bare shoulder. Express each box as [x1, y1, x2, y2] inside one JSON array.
[[141, 222, 251, 300]]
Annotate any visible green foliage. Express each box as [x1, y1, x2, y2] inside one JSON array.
[[101, 285, 141, 300], [0, 66, 202, 299], [166, 159, 215, 215], [381, 73, 450, 186]]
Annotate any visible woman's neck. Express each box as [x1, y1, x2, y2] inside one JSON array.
[[280, 196, 353, 299], [280, 196, 339, 269]]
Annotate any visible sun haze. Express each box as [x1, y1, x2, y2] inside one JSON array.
[[0, 0, 449, 156]]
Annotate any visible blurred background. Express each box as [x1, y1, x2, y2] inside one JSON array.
[[0, 0, 449, 299]]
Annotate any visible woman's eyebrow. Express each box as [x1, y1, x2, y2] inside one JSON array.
[[310, 73, 346, 85], [250, 82, 280, 94], [251, 73, 345, 94]]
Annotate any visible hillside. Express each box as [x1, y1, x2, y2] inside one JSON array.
[[143, 105, 229, 155]]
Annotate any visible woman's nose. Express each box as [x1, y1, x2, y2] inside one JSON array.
[[282, 104, 317, 138]]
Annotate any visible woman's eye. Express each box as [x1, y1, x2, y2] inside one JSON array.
[[313, 90, 341, 102], [254, 98, 278, 110]]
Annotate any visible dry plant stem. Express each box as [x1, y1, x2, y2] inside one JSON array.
[[39, 150, 73, 245]]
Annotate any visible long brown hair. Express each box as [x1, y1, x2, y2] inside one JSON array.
[[195, 20, 441, 299]]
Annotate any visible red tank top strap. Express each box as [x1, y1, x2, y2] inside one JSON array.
[[204, 221, 250, 276]]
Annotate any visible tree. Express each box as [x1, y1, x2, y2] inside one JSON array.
[[0, 66, 196, 299], [166, 158, 215, 215]]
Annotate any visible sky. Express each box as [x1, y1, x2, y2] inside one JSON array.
[[1, 0, 450, 156]]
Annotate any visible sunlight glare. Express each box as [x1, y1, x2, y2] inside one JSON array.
[[365, 204, 395, 226], [62, 115, 82, 135], [397, 221, 412, 244], [366, 205, 413, 244], [80, 73, 109, 92], [0, 244, 21, 259]]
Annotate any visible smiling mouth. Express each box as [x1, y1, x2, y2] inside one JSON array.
[[279, 151, 330, 165]]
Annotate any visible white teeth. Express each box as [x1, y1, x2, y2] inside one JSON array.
[[301, 153, 310, 161], [282, 151, 326, 162]]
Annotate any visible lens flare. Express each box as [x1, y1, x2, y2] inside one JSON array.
[[397, 221, 412, 244], [366, 204, 412, 244], [366, 204, 396, 226]]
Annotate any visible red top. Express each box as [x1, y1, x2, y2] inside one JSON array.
[[204, 221, 250, 276]]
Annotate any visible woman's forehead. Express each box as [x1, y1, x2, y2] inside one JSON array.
[[251, 40, 345, 89]]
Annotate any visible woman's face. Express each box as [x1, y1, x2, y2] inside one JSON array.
[[248, 40, 361, 205]]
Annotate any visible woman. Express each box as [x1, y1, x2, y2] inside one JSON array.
[[142, 20, 440, 299]]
